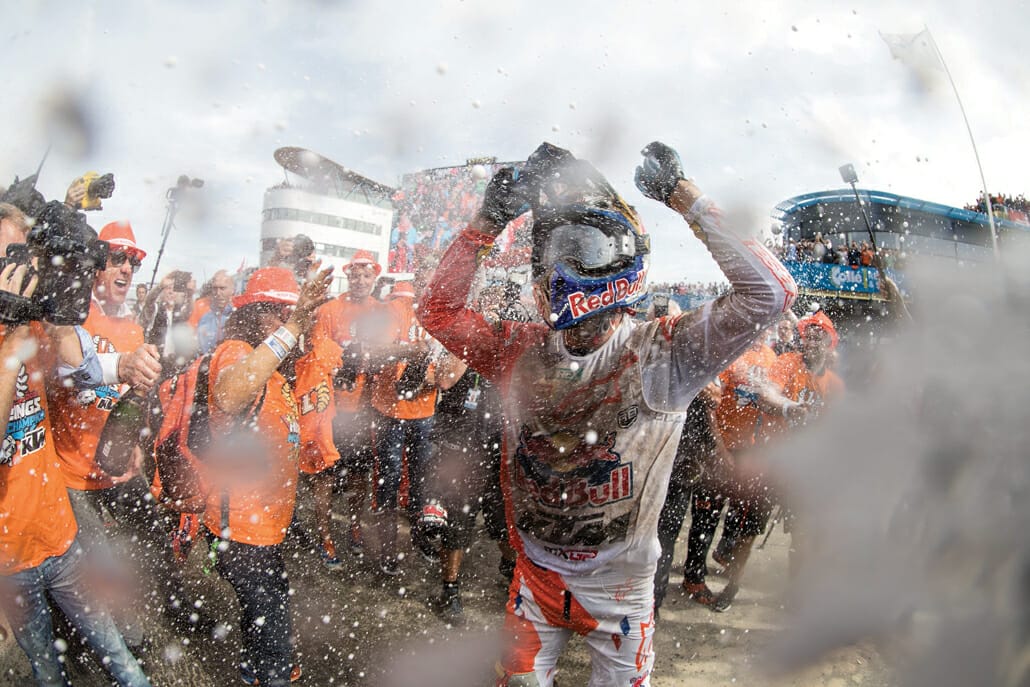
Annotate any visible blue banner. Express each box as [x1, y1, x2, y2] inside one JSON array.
[[782, 261, 899, 295]]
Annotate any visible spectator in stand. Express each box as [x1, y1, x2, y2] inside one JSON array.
[[860, 241, 874, 267], [369, 280, 440, 576], [0, 204, 152, 687], [47, 221, 164, 649], [196, 270, 235, 354], [309, 250, 385, 557], [205, 265, 331, 686], [847, 242, 861, 268]]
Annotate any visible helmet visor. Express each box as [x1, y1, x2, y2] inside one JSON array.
[[539, 224, 640, 277]]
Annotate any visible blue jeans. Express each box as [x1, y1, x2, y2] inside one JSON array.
[[209, 534, 293, 687], [373, 413, 434, 515], [0, 538, 151, 687]]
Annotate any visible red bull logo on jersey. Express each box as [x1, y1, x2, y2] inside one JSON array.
[[514, 427, 634, 508], [567, 276, 646, 320]]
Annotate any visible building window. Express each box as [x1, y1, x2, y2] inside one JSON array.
[[262, 207, 383, 236]]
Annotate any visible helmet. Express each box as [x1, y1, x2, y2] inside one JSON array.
[[531, 203, 650, 330]]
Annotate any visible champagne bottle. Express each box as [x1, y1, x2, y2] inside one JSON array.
[[95, 390, 150, 477]]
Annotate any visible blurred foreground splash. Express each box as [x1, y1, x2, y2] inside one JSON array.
[[765, 247, 1030, 687]]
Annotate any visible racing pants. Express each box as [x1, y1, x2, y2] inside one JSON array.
[[498, 557, 655, 687]]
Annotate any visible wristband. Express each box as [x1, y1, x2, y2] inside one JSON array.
[[272, 326, 298, 349], [264, 334, 291, 362]]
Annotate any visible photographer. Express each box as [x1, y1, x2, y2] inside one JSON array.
[[0, 203, 151, 686], [138, 269, 196, 364], [47, 220, 163, 646]]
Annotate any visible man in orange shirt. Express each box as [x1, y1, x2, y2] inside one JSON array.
[[0, 203, 152, 686], [47, 221, 163, 645], [369, 280, 439, 576], [309, 250, 386, 556]]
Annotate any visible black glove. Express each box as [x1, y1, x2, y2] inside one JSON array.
[[634, 141, 686, 205], [333, 344, 362, 391], [479, 167, 530, 234]]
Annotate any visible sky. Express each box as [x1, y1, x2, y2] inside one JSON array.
[[2, 0, 1027, 285]]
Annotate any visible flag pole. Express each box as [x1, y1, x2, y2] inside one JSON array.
[[923, 25, 1000, 261]]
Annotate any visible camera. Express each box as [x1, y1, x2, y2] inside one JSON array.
[[0, 200, 109, 326], [79, 172, 116, 211]]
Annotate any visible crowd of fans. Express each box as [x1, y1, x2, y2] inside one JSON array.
[[0, 155, 872, 687], [964, 191, 1030, 223], [774, 235, 902, 270]]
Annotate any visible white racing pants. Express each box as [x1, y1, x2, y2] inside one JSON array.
[[496, 557, 655, 687]]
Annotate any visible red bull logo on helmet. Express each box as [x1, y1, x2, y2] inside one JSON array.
[[567, 272, 646, 320]]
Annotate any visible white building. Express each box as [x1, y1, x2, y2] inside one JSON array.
[[261, 147, 395, 295]]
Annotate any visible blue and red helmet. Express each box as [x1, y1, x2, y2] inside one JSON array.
[[531, 202, 650, 330]]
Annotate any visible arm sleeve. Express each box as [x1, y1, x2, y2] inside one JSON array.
[[55, 325, 106, 388], [643, 196, 797, 411], [418, 227, 541, 382]]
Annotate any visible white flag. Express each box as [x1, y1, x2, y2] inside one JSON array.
[[880, 29, 944, 78]]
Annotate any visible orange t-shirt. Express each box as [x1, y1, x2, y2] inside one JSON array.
[[763, 351, 845, 437], [310, 295, 384, 413], [0, 324, 78, 574], [714, 343, 778, 451], [49, 302, 144, 491], [370, 299, 438, 420], [188, 297, 211, 329], [294, 337, 343, 475], [203, 340, 301, 546]]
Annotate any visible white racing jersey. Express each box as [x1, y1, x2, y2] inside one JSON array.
[[421, 196, 796, 577]]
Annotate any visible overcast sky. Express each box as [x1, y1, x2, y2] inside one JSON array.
[[2, 0, 1027, 284]]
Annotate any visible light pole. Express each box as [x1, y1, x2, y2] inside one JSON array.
[[838, 163, 878, 255], [148, 175, 204, 289]]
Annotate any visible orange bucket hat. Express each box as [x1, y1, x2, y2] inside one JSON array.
[[99, 221, 147, 259], [343, 249, 382, 276], [232, 267, 299, 308]]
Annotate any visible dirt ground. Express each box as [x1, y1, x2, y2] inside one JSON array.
[[0, 499, 894, 687]]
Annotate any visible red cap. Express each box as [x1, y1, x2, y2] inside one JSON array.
[[99, 221, 147, 260], [344, 249, 382, 276], [390, 281, 415, 299], [232, 267, 299, 308], [798, 310, 839, 350]]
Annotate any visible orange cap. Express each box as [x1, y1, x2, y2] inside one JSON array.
[[99, 221, 147, 260], [798, 310, 839, 350], [232, 267, 299, 308], [344, 249, 382, 276], [390, 281, 415, 299]]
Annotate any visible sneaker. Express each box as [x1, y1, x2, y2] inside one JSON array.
[[711, 582, 738, 613], [379, 554, 402, 577], [682, 581, 717, 606], [433, 586, 465, 626], [348, 524, 365, 556], [321, 538, 343, 571], [239, 663, 303, 685]]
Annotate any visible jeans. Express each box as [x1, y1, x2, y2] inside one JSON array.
[[373, 413, 434, 516], [0, 538, 151, 687], [210, 535, 293, 687]]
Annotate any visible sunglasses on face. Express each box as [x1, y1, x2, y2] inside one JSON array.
[[109, 251, 142, 272]]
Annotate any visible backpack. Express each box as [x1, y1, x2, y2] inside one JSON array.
[[152, 353, 265, 528]]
